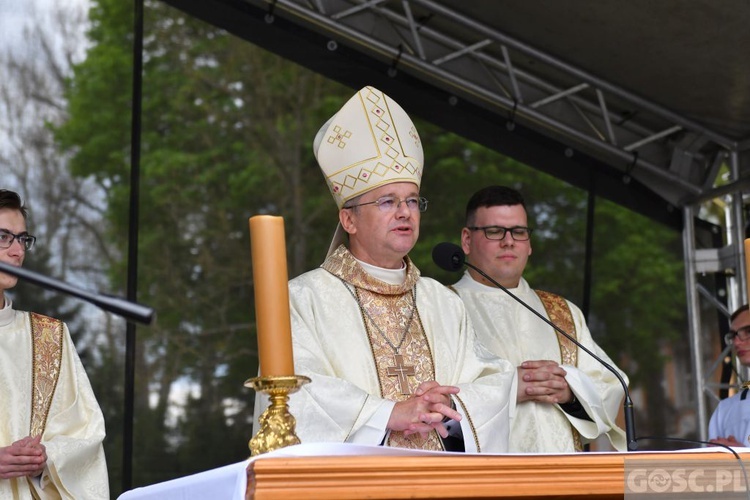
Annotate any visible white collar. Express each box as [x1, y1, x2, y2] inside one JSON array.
[[355, 257, 407, 286], [457, 270, 529, 294], [0, 297, 14, 328]]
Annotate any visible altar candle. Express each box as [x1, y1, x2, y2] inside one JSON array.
[[249, 215, 294, 377], [745, 239, 750, 304]]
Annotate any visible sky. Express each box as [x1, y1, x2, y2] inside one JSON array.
[[1, 0, 42, 53], [0, 0, 89, 57], [0, 0, 28, 37]]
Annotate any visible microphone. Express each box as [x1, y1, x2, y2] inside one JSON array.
[[0, 261, 155, 325], [432, 242, 638, 451]]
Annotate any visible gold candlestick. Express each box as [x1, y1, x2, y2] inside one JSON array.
[[246, 375, 311, 456]]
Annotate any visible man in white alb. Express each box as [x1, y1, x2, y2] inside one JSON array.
[[709, 304, 750, 448], [254, 87, 521, 453], [0, 189, 109, 498], [452, 185, 627, 453]]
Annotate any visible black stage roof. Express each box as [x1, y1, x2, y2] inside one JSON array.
[[160, 0, 750, 230]]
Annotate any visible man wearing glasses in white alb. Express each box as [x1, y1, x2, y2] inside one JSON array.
[[452, 185, 627, 453], [709, 304, 750, 447]]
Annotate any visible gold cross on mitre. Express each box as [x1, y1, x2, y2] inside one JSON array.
[[386, 354, 415, 395]]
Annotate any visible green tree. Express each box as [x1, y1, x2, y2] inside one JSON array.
[[56, 0, 349, 491]]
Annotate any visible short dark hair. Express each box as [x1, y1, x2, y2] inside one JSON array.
[[0, 189, 28, 221], [730, 304, 749, 323], [342, 192, 364, 214], [465, 185, 526, 226]]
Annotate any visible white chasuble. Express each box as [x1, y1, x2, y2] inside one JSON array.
[[331, 251, 442, 450], [0, 306, 109, 499], [254, 245, 517, 453], [453, 273, 627, 453]]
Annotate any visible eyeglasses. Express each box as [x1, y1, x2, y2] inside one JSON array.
[[0, 229, 36, 251], [725, 326, 750, 345], [467, 225, 533, 241], [344, 196, 428, 213]]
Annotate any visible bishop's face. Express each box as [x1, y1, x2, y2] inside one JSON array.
[[461, 204, 532, 289], [0, 208, 28, 304], [340, 182, 421, 269]]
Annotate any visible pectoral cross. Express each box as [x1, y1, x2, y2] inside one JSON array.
[[386, 354, 415, 395]]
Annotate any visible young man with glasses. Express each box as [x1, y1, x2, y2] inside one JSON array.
[[452, 185, 627, 452], [254, 87, 519, 453], [0, 189, 108, 498], [709, 304, 750, 447]]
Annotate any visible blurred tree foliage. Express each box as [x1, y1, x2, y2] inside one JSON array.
[[51, 0, 687, 495], [56, 0, 346, 492]]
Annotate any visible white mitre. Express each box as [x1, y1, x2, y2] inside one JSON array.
[[313, 86, 423, 207], [313, 86, 424, 256]]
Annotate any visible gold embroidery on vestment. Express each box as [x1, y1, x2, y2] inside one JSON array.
[[324, 245, 443, 451], [29, 313, 64, 438], [535, 290, 583, 452]]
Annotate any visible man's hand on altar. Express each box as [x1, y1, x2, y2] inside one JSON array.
[[387, 381, 461, 438], [0, 435, 47, 479], [517, 360, 572, 405]]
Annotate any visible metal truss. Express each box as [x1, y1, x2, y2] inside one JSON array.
[[248, 0, 745, 208], [684, 151, 749, 441]]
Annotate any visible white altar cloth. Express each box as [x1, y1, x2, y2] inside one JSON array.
[[117, 459, 250, 500]]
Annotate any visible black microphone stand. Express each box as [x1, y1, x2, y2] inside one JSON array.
[[0, 261, 154, 325], [432, 243, 637, 451]]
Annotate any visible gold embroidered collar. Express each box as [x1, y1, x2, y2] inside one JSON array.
[[322, 244, 419, 295]]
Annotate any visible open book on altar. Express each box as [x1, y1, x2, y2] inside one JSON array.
[[118, 442, 750, 500]]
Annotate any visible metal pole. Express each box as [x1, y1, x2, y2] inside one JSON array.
[[123, 0, 144, 491], [582, 177, 595, 319], [728, 150, 750, 384], [729, 151, 746, 307], [683, 204, 708, 440]]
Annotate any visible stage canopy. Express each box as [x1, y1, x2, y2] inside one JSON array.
[[161, 0, 750, 231]]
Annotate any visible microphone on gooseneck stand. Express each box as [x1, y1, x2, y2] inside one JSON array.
[[431, 242, 638, 452]]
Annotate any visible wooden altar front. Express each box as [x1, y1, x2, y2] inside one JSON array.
[[246, 450, 749, 499]]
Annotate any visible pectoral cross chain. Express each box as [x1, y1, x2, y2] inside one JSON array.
[[387, 354, 415, 395], [340, 281, 419, 396]]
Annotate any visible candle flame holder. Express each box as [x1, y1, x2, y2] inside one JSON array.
[[245, 375, 311, 456]]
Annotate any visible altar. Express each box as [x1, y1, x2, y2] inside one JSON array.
[[118, 443, 750, 499]]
